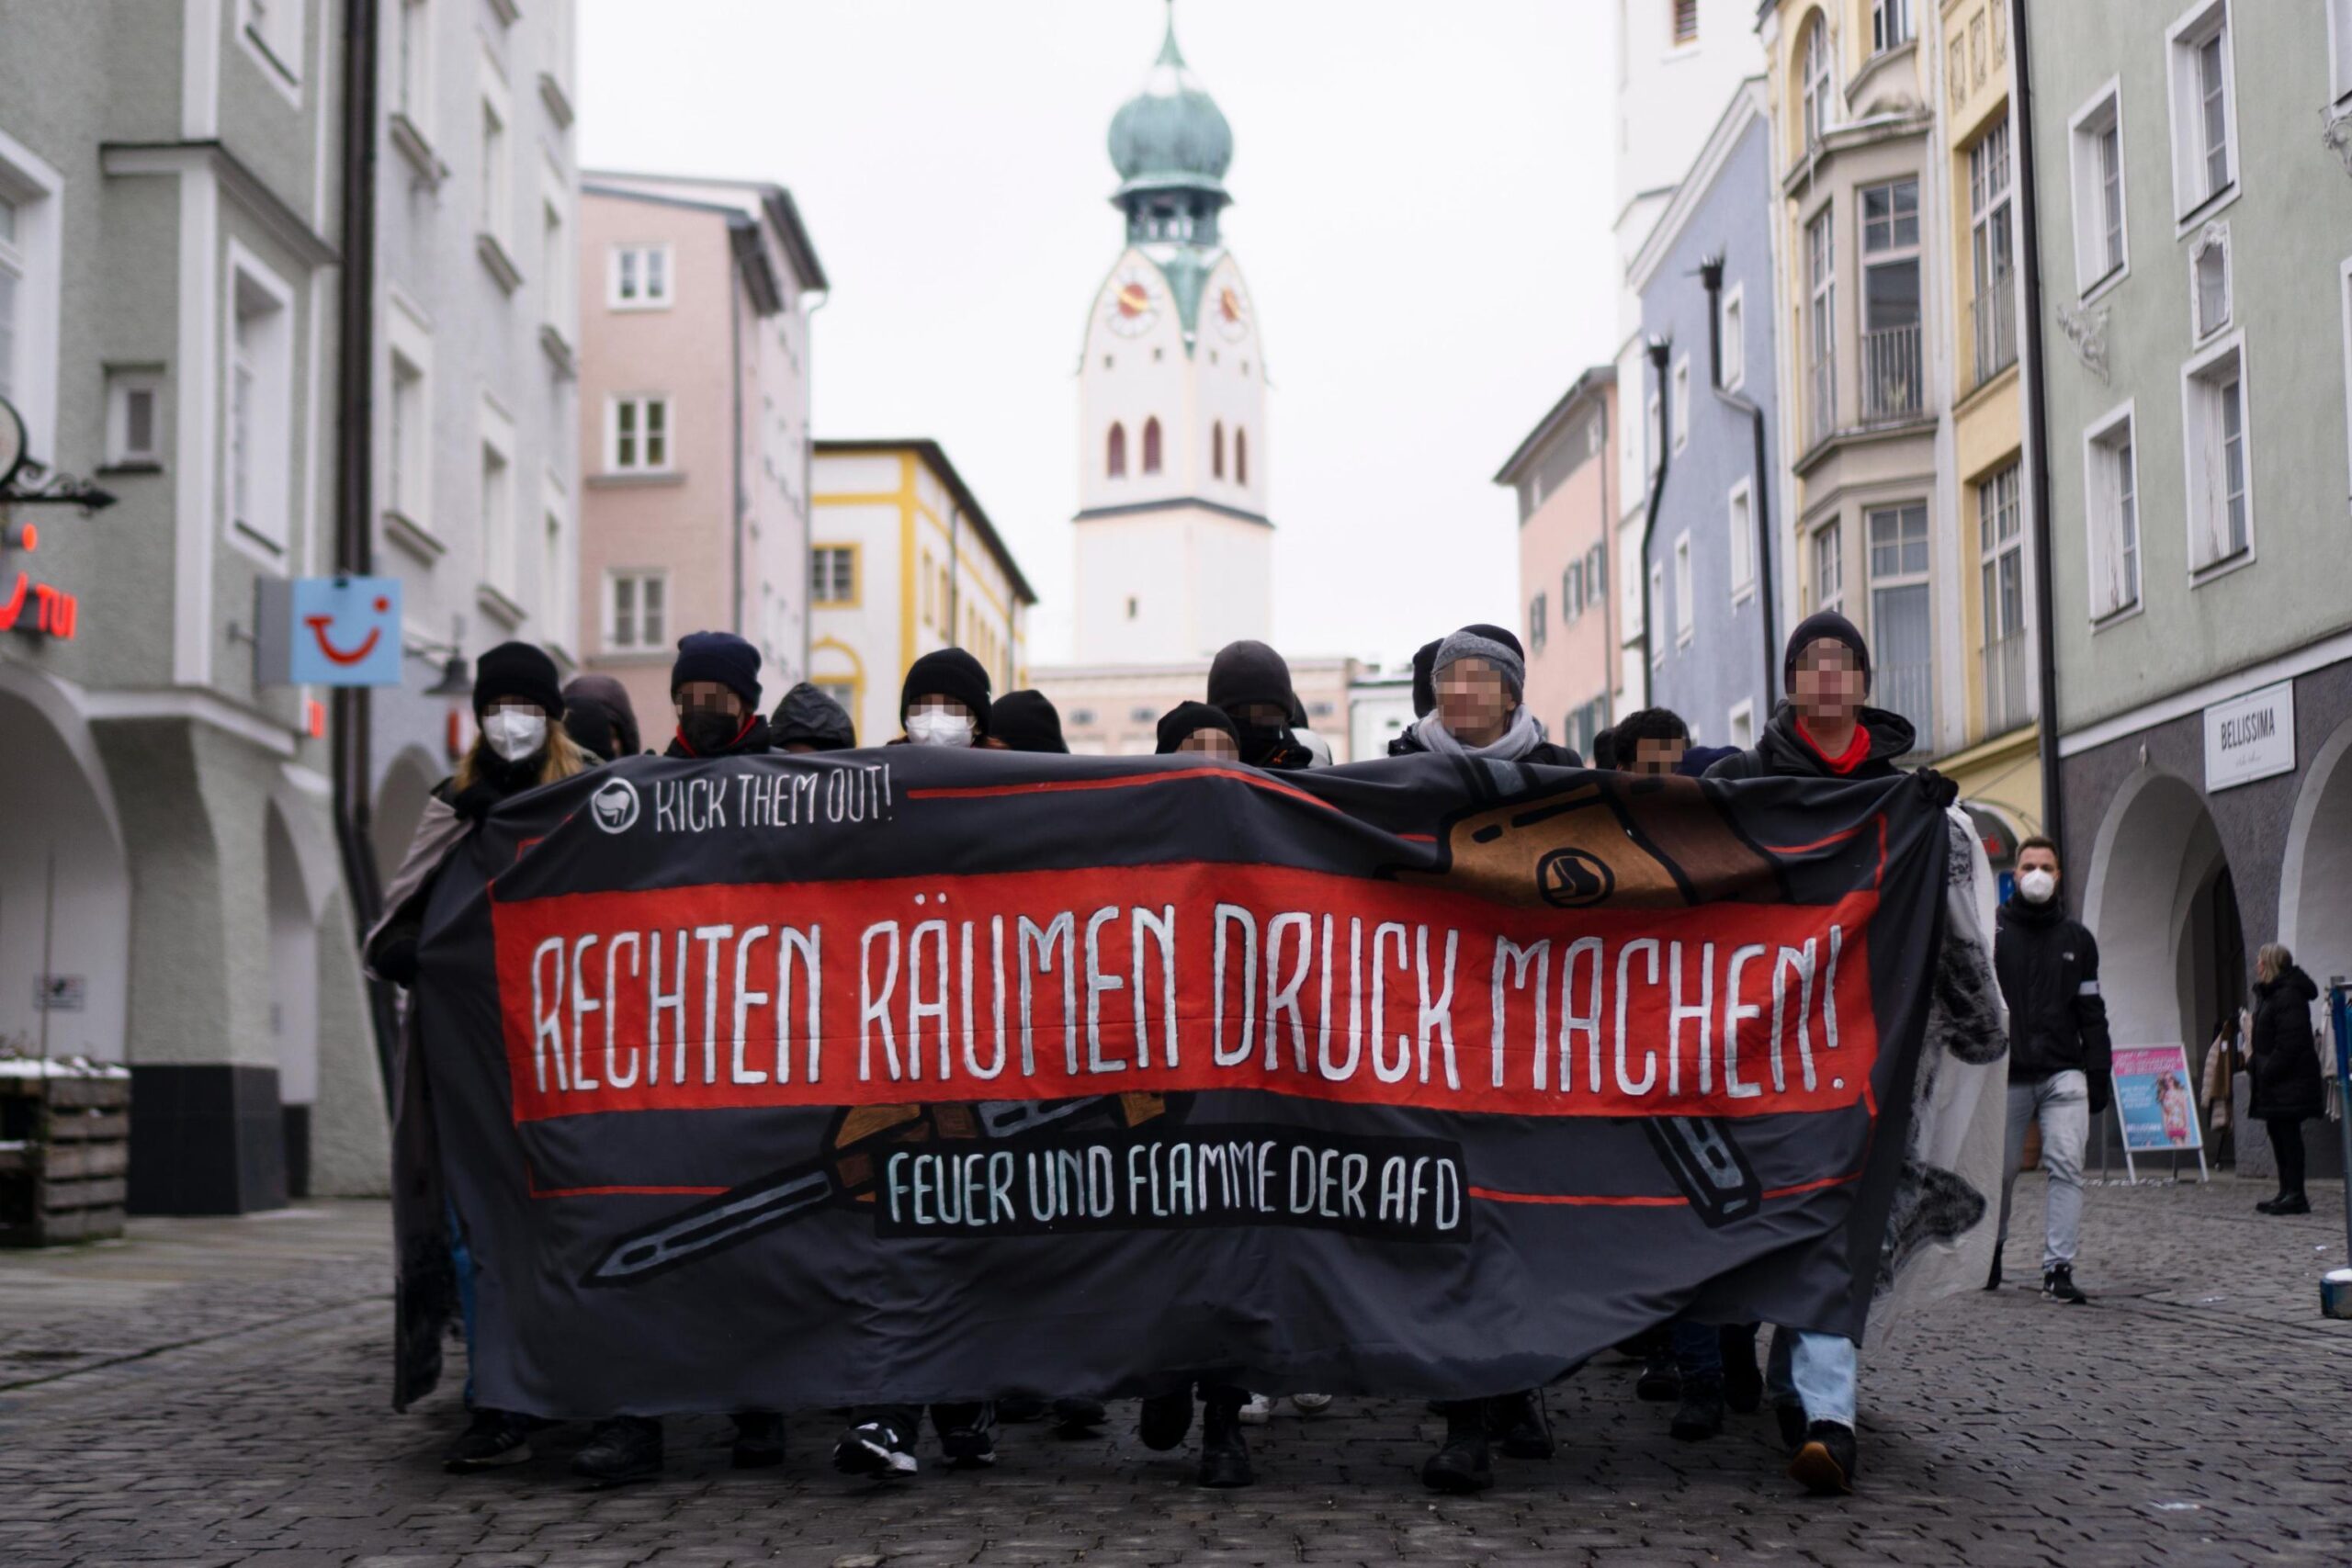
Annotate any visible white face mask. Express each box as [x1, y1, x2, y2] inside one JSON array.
[[906, 710, 975, 748], [482, 709, 548, 763], [2018, 868, 2057, 905]]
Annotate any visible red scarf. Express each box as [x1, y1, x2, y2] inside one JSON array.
[[1795, 716, 1871, 775]]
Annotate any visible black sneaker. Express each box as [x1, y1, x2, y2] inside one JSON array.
[[1197, 1394, 1253, 1488], [1720, 1325, 1763, 1414], [1420, 1405, 1494, 1494], [1050, 1397, 1107, 1437], [443, 1407, 537, 1472], [1634, 1347, 1681, 1403], [1138, 1389, 1194, 1451], [1984, 1252, 2003, 1291], [1787, 1420, 1858, 1495], [2271, 1194, 2312, 1215], [1773, 1401, 1809, 1452], [934, 1403, 998, 1469], [1488, 1388, 1555, 1460], [2041, 1263, 2088, 1304], [729, 1411, 785, 1469], [832, 1417, 918, 1478], [1669, 1380, 1725, 1442], [571, 1416, 663, 1486]]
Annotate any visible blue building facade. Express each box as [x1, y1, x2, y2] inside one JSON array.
[[1634, 82, 1783, 750]]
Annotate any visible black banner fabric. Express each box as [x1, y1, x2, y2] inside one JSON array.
[[413, 749, 1948, 1417]]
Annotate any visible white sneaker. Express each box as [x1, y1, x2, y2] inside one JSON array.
[[1290, 1393, 1334, 1415], [1238, 1393, 1273, 1426]]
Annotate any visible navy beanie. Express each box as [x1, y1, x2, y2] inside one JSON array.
[[671, 630, 763, 711], [902, 648, 993, 735], [1782, 611, 1871, 694]]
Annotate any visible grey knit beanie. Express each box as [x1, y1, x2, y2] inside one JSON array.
[[1434, 627, 1526, 703]]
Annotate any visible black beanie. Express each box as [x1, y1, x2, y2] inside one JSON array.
[[902, 648, 993, 735], [472, 641, 564, 720], [1206, 639, 1295, 715], [1782, 611, 1871, 694], [1409, 639, 1440, 717], [1156, 701, 1238, 755], [990, 690, 1069, 753], [671, 630, 763, 711]]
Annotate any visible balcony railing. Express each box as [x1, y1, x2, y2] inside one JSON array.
[[1806, 355, 1838, 449], [1973, 269, 2018, 387], [1860, 322, 1925, 423], [1982, 630, 2032, 736]]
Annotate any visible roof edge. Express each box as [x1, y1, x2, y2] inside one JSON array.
[[815, 440, 1036, 604]]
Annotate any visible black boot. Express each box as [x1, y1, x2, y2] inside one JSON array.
[[571, 1416, 663, 1485], [1138, 1389, 1194, 1451], [1051, 1397, 1107, 1437], [1634, 1345, 1680, 1402], [1420, 1403, 1494, 1494], [1720, 1325, 1763, 1414], [2041, 1262, 2088, 1304], [933, 1402, 998, 1469], [444, 1407, 537, 1472], [1669, 1379, 1725, 1441], [1487, 1388, 1555, 1460], [729, 1411, 784, 1469], [2271, 1192, 2312, 1215], [1197, 1392, 1253, 1488], [1787, 1420, 1858, 1495], [1984, 1251, 2003, 1291]]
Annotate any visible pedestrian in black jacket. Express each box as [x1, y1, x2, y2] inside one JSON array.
[[2248, 944, 2323, 1214], [1992, 836, 2110, 1303], [665, 631, 773, 757]]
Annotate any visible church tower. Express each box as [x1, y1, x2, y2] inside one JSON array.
[[1073, 6, 1271, 665]]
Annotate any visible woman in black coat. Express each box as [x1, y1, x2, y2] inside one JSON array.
[[2247, 943, 2323, 1215]]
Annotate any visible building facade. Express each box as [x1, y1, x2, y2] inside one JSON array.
[[1497, 368, 1620, 758], [572, 174, 825, 734], [809, 440, 1034, 748], [0, 0, 385, 1209], [1046, 657, 1358, 761], [367, 0, 581, 881], [2027, 0, 2352, 1176], [1634, 81, 1783, 750]]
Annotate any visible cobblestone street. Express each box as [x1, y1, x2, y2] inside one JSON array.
[[0, 1178, 2346, 1567]]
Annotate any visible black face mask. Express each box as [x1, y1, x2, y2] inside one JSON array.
[[1233, 716, 1311, 771], [679, 710, 747, 755]]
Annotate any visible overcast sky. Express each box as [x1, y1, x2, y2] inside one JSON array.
[[578, 0, 1618, 671]]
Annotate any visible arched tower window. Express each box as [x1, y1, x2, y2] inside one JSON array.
[[1212, 421, 1225, 479], [1799, 13, 1832, 152], [1143, 417, 1163, 475], [1107, 422, 1127, 478], [1235, 427, 1249, 487]]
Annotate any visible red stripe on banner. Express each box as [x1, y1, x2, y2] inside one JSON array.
[[490, 862, 1882, 1127], [908, 766, 1340, 814], [1468, 1168, 1862, 1210]]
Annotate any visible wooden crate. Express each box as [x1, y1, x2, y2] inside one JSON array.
[[0, 1067, 131, 1247]]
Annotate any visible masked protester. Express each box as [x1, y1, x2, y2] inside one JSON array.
[[1206, 639, 1313, 771], [1156, 701, 1240, 759], [666, 631, 771, 757], [895, 648, 992, 749], [363, 643, 592, 1477], [561, 673, 641, 761], [1704, 612, 1956, 1498], [1394, 626, 1579, 768], [989, 689, 1069, 754], [771, 682, 857, 753]]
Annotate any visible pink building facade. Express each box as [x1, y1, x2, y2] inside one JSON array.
[[575, 175, 825, 732], [1496, 368, 1619, 759]]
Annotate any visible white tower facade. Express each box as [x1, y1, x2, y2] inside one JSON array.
[[1071, 11, 1272, 665]]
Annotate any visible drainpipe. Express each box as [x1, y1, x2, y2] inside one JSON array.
[[1700, 254, 1780, 711], [2012, 0, 2065, 855], [1635, 336, 1673, 683], [333, 0, 396, 1102]]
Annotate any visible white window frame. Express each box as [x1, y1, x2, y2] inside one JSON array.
[[477, 50, 513, 252], [812, 545, 856, 605], [605, 393, 672, 474], [1620, 517, 1645, 636], [2180, 329, 2254, 581], [608, 243, 673, 310], [1648, 560, 1668, 664], [1530, 591, 1549, 652], [604, 568, 669, 653], [540, 471, 571, 652], [2341, 256, 2352, 519], [1669, 0, 1700, 52], [1719, 284, 1746, 391], [239, 0, 306, 105], [2164, 0, 2238, 231], [1727, 698, 1756, 750], [224, 240, 297, 568], [382, 294, 433, 537], [105, 368, 164, 468], [479, 395, 515, 598], [1801, 16, 1834, 152], [1670, 355, 1690, 453], [1811, 517, 1844, 615], [1728, 478, 1756, 603], [1871, 0, 1912, 55], [1868, 500, 1934, 735], [1672, 531, 1694, 646], [1645, 389, 1663, 468], [2082, 400, 2143, 626], [2188, 220, 2230, 343], [0, 128, 63, 464], [390, 0, 435, 127], [2066, 81, 2130, 299]]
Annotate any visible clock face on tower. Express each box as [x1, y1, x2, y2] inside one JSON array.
[[1215, 283, 1250, 344], [1103, 265, 1160, 339]]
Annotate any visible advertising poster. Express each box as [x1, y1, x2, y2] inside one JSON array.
[[2112, 1044, 2202, 1153]]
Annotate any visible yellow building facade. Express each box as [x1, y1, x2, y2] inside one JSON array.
[[809, 441, 1035, 748]]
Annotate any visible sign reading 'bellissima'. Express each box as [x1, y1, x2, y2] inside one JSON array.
[[406, 749, 1948, 1417]]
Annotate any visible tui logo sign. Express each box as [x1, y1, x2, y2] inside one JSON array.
[[255, 575, 404, 687]]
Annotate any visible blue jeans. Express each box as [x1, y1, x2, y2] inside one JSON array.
[[447, 1201, 479, 1407], [1765, 1327, 1856, 1427]]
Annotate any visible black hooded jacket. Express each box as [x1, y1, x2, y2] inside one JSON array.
[[1703, 701, 1917, 781], [771, 682, 856, 750], [1995, 895, 2111, 1082], [2249, 965, 2324, 1121]]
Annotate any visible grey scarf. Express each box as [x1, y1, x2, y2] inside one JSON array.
[[1412, 705, 1546, 761]]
